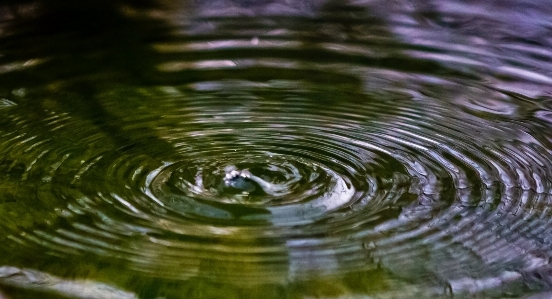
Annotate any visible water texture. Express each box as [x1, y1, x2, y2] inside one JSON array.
[[1, 0, 552, 298]]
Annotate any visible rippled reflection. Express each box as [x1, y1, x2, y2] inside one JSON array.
[[1, 0, 552, 298]]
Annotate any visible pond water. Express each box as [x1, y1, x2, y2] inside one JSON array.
[[1, 0, 552, 298]]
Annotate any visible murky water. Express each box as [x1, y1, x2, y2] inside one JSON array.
[[1, 0, 552, 298]]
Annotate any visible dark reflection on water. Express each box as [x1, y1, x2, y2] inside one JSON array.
[[1, 0, 552, 298]]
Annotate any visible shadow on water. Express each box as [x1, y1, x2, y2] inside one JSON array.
[[0, 0, 176, 155]]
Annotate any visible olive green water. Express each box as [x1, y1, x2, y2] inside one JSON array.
[[1, 1, 552, 298]]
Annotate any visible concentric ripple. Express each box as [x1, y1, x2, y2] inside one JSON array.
[[2, 0, 552, 298], [145, 152, 356, 222]]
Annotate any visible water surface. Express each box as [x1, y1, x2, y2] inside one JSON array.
[[1, 0, 552, 298]]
